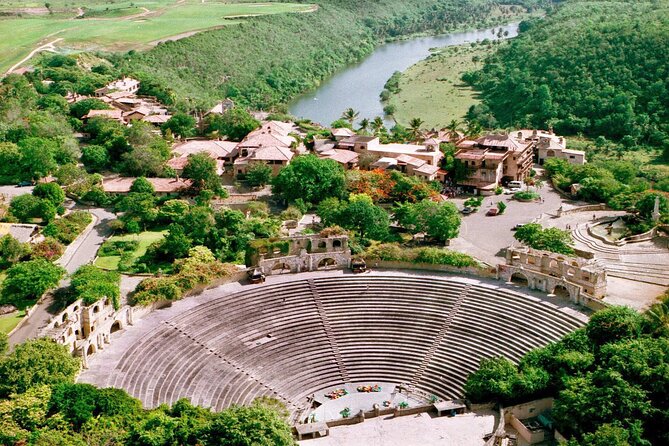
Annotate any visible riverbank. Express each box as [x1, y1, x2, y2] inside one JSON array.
[[387, 42, 494, 127]]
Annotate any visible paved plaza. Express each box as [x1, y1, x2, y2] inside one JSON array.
[[298, 410, 497, 446]]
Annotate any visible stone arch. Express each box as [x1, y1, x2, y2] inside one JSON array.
[[546, 150, 555, 157], [510, 272, 529, 286], [87, 344, 97, 356], [317, 258, 337, 270], [549, 259, 558, 268], [93, 305, 100, 314], [332, 239, 342, 249], [271, 262, 291, 274], [317, 241, 327, 249], [110, 321, 123, 334], [62, 313, 69, 323], [552, 284, 570, 299]]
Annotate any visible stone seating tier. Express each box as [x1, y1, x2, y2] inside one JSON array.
[[107, 275, 584, 415]]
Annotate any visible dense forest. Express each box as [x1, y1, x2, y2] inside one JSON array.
[[120, 0, 546, 109], [463, 0, 669, 150], [465, 296, 669, 446]]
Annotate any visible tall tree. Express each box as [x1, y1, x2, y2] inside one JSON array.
[[341, 108, 359, 127]]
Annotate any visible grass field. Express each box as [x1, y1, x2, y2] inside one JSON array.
[[0, 310, 25, 335], [94, 230, 165, 271], [388, 43, 495, 128], [0, 0, 315, 73]]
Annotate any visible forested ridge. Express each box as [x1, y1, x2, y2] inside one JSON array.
[[464, 0, 669, 149], [121, 0, 545, 109]]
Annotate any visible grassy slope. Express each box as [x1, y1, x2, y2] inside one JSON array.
[[0, 0, 313, 73], [94, 231, 165, 271], [389, 44, 494, 128], [124, 0, 509, 108]]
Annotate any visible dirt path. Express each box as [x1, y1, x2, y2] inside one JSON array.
[[6, 37, 63, 75]]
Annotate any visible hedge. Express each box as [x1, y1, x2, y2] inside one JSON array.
[[365, 243, 477, 268]]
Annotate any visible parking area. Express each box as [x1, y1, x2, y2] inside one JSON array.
[[448, 181, 570, 265], [0, 184, 34, 200]]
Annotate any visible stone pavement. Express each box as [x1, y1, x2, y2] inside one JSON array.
[[298, 410, 497, 446]]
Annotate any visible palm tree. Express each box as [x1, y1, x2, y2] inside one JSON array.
[[445, 119, 462, 141], [408, 117, 424, 142], [358, 118, 370, 134], [465, 119, 482, 138], [341, 108, 359, 127], [371, 116, 384, 136]]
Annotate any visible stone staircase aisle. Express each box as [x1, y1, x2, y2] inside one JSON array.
[[308, 279, 351, 383], [408, 284, 472, 391]]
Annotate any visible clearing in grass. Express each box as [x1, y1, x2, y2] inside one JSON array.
[[94, 230, 166, 271], [388, 43, 495, 128]]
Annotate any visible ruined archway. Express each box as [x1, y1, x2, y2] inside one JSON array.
[[317, 258, 337, 270], [552, 284, 570, 299], [87, 344, 97, 356], [110, 321, 123, 334], [510, 272, 529, 286]]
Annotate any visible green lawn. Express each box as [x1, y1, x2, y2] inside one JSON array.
[[94, 230, 166, 271], [388, 43, 494, 128], [0, 310, 25, 335], [0, 0, 315, 72]]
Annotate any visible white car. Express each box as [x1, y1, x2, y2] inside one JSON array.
[[504, 187, 521, 194]]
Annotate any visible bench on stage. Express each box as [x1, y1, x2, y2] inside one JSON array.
[[295, 422, 330, 440], [434, 400, 467, 417]]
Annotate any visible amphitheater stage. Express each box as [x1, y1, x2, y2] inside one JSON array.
[[78, 270, 588, 423], [310, 382, 419, 422]]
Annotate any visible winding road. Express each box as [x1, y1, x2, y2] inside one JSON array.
[[8, 206, 116, 346]]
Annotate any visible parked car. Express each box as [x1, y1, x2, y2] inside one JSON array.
[[461, 207, 475, 215], [16, 180, 33, 187], [486, 208, 499, 216], [512, 223, 526, 230], [351, 258, 367, 274], [504, 188, 521, 195]]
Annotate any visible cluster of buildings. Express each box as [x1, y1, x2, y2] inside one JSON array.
[[71, 77, 173, 126], [315, 129, 447, 182], [454, 129, 585, 195]]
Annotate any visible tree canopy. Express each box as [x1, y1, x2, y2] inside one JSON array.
[[272, 155, 346, 204]]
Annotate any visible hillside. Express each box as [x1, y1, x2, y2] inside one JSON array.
[[463, 0, 669, 148], [122, 0, 544, 109]]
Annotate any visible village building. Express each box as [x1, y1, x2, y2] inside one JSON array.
[[95, 77, 140, 97], [370, 153, 443, 182], [337, 136, 443, 168], [318, 148, 360, 170], [101, 177, 192, 195], [331, 127, 356, 141], [234, 145, 294, 176], [82, 109, 125, 123], [454, 132, 534, 194], [167, 139, 237, 175]]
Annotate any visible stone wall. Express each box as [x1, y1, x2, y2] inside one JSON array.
[[500, 247, 606, 302], [255, 234, 352, 276], [368, 260, 497, 279]]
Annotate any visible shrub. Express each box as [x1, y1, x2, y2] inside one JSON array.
[[70, 265, 121, 309], [98, 240, 139, 257], [0, 260, 65, 309], [514, 191, 540, 201], [464, 196, 484, 208], [364, 243, 477, 267], [30, 237, 64, 261], [42, 211, 92, 244]]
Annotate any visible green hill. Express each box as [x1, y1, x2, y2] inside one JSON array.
[[463, 0, 669, 148]]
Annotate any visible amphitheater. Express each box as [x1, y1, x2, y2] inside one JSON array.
[[79, 271, 587, 428]]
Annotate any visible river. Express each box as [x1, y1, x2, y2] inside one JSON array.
[[288, 22, 519, 127]]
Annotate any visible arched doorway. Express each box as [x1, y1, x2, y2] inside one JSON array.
[[87, 344, 96, 356], [510, 272, 529, 286], [553, 284, 570, 299], [110, 321, 122, 334], [271, 263, 291, 275], [317, 258, 337, 270]]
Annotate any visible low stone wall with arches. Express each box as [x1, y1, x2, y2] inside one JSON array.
[[499, 246, 607, 304]]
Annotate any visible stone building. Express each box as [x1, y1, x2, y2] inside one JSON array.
[[247, 234, 352, 275], [40, 298, 135, 368], [498, 246, 606, 302]]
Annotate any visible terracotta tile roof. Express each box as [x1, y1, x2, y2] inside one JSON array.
[[172, 140, 238, 158], [84, 109, 124, 121], [102, 177, 192, 194], [331, 128, 356, 137], [234, 146, 294, 164], [395, 154, 426, 167], [143, 114, 171, 124], [239, 132, 294, 148], [321, 149, 359, 165], [414, 163, 440, 175]]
